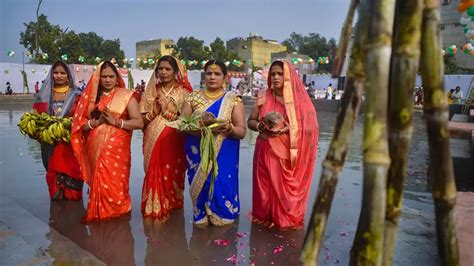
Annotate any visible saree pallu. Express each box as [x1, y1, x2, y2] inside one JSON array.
[[141, 83, 189, 219], [141, 116, 187, 219], [185, 92, 240, 226], [83, 121, 132, 222], [251, 61, 318, 229], [72, 85, 134, 222]]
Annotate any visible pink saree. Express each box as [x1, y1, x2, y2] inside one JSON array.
[[252, 61, 319, 229]]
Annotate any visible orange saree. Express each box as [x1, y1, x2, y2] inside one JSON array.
[[71, 62, 134, 222], [140, 57, 192, 219], [252, 61, 319, 229]]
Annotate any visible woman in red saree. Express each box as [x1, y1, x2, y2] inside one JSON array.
[[248, 60, 319, 229], [71, 61, 143, 222], [33, 61, 83, 200], [140, 55, 192, 219]]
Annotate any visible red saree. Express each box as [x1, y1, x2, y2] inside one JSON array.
[[33, 61, 83, 200], [252, 61, 319, 229], [140, 56, 192, 219], [71, 62, 134, 222]]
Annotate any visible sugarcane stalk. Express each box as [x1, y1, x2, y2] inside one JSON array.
[[300, 1, 369, 265], [349, 0, 395, 265], [332, 0, 359, 78], [383, 1, 424, 265], [420, 0, 459, 265]]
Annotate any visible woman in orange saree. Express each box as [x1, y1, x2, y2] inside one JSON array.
[[248, 60, 319, 229], [71, 61, 143, 222], [140, 55, 192, 219]]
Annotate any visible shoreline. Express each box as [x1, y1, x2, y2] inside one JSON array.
[[0, 94, 364, 113]]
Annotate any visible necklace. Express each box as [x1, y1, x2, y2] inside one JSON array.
[[204, 88, 224, 100], [102, 88, 116, 96], [54, 85, 69, 94], [161, 85, 175, 98]]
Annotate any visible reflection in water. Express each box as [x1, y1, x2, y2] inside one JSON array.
[[8, 110, 13, 124], [87, 213, 136, 266], [1, 108, 436, 264], [47, 200, 89, 263], [249, 223, 305, 265], [188, 222, 239, 265], [47, 201, 136, 265], [143, 210, 191, 265], [27, 137, 42, 162]]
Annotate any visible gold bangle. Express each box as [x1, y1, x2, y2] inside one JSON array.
[[145, 113, 153, 122], [229, 123, 234, 133]]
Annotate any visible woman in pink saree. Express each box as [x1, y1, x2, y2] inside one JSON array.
[[248, 60, 319, 229]]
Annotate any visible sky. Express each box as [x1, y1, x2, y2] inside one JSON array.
[[0, 0, 351, 63]]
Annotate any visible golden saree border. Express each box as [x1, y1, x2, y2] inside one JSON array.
[[86, 62, 103, 115], [140, 56, 189, 114], [143, 116, 167, 171], [86, 87, 133, 177], [282, 61, 299, 167], [142, 86, 188, 171], [189, 92, 236, 206], [205, 205, 235, 226]]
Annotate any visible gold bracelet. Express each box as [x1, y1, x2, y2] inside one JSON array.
[[229, 123, 234, 133], [145, 113, 153, 122]]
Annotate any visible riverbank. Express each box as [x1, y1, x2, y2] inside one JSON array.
[[0, 94, 361, 113]]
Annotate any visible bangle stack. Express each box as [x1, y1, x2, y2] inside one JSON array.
[[145, 112, 154, 122], [115, 119, 125, 129]]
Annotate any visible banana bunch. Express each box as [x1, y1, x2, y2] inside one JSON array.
[[18, 111, 73, 145]]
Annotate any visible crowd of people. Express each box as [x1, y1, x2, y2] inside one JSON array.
[[31, 57, 319, 229], [21, 56, 468, 229]]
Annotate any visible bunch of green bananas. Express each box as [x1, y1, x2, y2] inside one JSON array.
[[18, 111, 73, 145]]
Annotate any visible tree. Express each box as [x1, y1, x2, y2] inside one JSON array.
[[35, 0, 44, 57], [100, 39, 125, 66], [137, 49, 161, 69], [20, 14, 62, 62], [208, 37, 243, 71], [282, 32, 304, 52], [209, 37, 227, 59], [281, 32, 338, 73], [173, 37, 208, 70], [20, 15, 126, 66], [78, 32, 104, 64]]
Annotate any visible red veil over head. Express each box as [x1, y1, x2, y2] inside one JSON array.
[[268, 60, 319, 168]]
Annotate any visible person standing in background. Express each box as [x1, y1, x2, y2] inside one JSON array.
[[34, 81, 40, 93]]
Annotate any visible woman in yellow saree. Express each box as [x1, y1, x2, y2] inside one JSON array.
[[140, 55, 192, 219]]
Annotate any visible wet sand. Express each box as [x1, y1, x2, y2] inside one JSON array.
[[0, 106, 439, 265]]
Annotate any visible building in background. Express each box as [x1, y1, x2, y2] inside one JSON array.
[[271, 51, 316, 75], [227, 34, 287, 68], [136, 39, 175, 59], [441, 0, 474, 69]]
